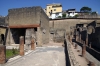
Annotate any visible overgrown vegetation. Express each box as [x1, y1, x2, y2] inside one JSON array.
[[6, 48, 19, 59], [57, 16, 61, 18], [62, 13, 66, 18], [73, 14, 79, 18]]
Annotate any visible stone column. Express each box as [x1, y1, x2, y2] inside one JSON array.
[[31, 38, 35, 50], [0, 45, 6, 64], [82, 44, 86, 57], [25, 29, 32, 50], [19, 36, 24, 56]]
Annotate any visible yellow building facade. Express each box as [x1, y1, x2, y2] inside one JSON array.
[[46, 3, 62, 17]]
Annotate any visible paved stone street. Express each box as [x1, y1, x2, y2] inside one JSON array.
[[5, 46, 65, 66]]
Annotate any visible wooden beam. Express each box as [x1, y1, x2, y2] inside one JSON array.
[[9, 24, 40, 28]]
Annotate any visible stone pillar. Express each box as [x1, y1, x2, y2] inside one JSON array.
[[25, 29, 32, 50], [89, 62, 95, 66], [0, 45, 6, 64], [82, 44, 86, 57], [19, 36, 24, 56], [31, 38, 35, 50]]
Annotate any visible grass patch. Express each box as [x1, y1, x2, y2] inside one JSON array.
[[6, 48, 19, 59]]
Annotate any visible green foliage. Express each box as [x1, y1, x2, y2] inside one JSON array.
[[57, 16, 61, 18], [12, 48, 18, 54], [6, 49, 19, 59], [80, 6, 92, 13], [73, 14, 79, 18], [91, 11, 97, 15], [62, 13, 66, 18]]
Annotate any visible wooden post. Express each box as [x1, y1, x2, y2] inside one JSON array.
[[31, 38, 35, 50], [0, 45, 6, 64], [19, 36, 24, 56], [82, 44, 86, 57]]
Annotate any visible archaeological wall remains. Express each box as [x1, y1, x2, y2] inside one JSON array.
[[6, 6, 49, 47]]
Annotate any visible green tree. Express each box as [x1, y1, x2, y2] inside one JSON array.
[[91, 11, 97, 15], [73, 14, 79, 18], [80, 6, 92, 13], [62, 13, 66, 18]]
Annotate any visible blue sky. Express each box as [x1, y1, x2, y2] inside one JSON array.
[[0, 0, 100, 16]]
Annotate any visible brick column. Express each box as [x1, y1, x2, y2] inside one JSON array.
[[31, 38, 35, 50], [0, 45, 6, 64], [82, 44, 86, 57], [86, 35, 88, 46], [19, 36, 24, 56]]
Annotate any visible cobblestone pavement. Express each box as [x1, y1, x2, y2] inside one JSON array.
[[4, 46, 65, 66]]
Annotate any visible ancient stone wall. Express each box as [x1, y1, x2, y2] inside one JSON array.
[[8, 6, 41, 26], [6, 6, 49, 46], [49, 19, 100, 34], [40, 8, 49, 44]]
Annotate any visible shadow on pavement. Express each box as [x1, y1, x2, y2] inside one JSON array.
[[64, 39, 71, 66]]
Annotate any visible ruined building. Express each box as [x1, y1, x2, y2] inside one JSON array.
[[6, 6, 49, 46]]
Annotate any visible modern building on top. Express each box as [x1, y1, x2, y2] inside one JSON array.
[[45, 3, 62, 19], [63, 9, 78, 17]]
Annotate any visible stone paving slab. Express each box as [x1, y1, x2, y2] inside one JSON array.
[[70, 42, 89, 66], [4, 46, 65, 66]]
